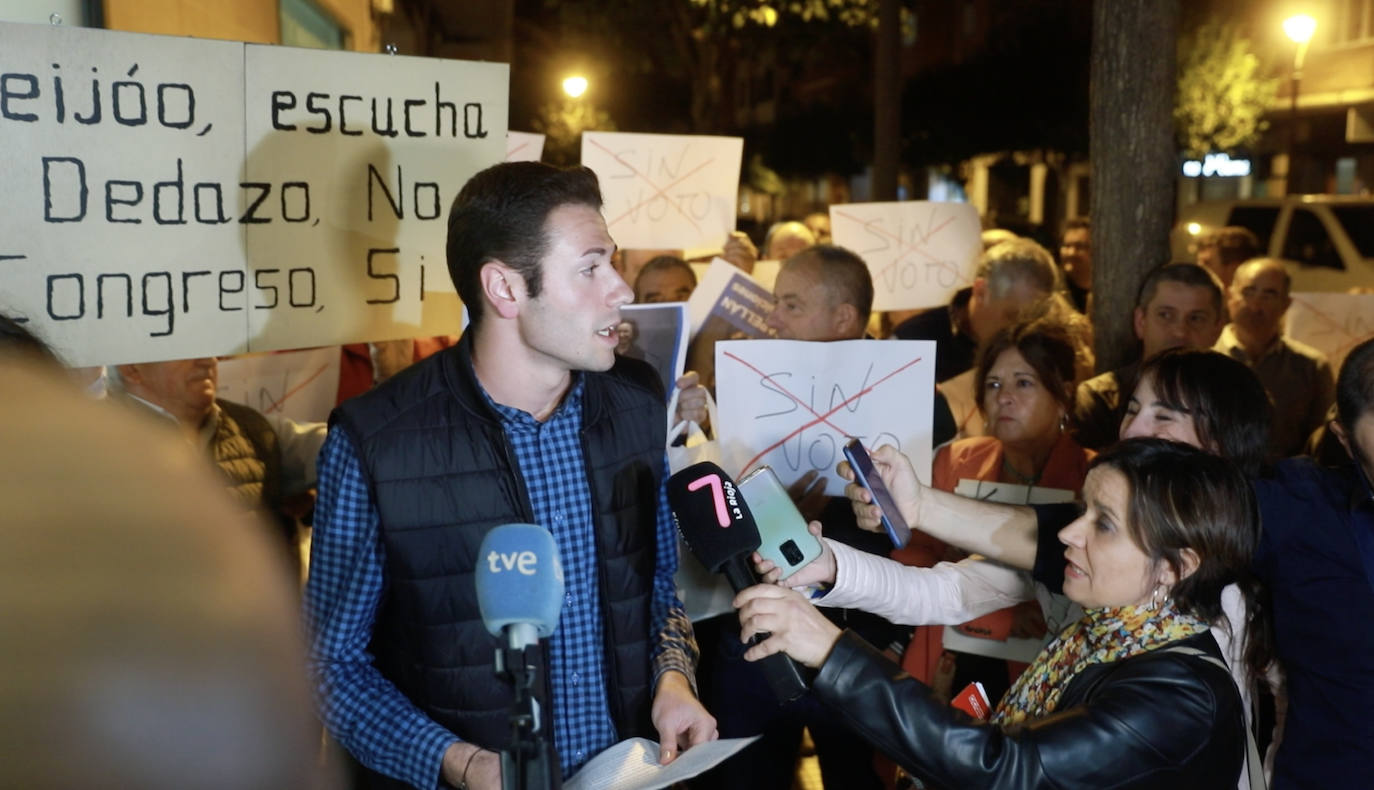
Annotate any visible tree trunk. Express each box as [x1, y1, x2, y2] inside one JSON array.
[[872, 0, 901, 201], [1089, 0, 1178, 373]]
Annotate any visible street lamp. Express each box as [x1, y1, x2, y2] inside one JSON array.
[[562, 75, 588, 99], [1283, 14, 1317, 194]]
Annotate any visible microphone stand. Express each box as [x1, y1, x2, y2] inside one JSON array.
[[495, 624, 554, 790]]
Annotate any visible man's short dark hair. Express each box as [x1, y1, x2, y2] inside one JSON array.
[[634, 255, 697, 300], [785, 245, 874, 322], [1337, 337, 1374, 433], [1199, 226, 1261, 266], [1134, 263, 1224, 316], [445, 162, 603, 331], [1063, 217, 1091, 235]]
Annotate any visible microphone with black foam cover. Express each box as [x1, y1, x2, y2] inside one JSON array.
[[476, 523, 565, 651], [668, 461, 762, 592], [668, 461, 810, 701]]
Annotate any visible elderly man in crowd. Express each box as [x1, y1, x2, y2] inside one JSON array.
[[112, 356, 325, 575], [894, 238, 1061, 383], [1073, 263, 1225, 450], [1217, 257, 1335, 457]]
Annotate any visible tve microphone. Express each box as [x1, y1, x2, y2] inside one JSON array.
[[668, 461, 810, 701], [476, 524, 560, 790], [476, 523, 565, 651]]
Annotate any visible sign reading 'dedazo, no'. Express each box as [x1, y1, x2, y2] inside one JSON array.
[[714, 339, 935, 496], [0, 21, 506, 367], [581, 131, 742, 251], [830, 201, 982, 311]]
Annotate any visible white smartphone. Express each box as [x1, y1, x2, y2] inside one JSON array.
[[738, 466, 824, 580]]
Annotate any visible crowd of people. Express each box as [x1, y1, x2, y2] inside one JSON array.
[[5, 160, 1374, 790]]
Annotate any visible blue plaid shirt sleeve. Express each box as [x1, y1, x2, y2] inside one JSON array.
[[303, 428, 457, 790], [650, 456, 700, 693]]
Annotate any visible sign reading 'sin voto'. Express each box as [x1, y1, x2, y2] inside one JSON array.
[[0, 21, 507, 366]]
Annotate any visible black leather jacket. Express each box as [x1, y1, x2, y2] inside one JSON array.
[[813, 630, 1244, 789]]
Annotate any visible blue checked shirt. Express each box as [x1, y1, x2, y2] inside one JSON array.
[[304, 374, 696, 789]]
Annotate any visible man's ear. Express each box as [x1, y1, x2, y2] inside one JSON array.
[[479, 261, 523, 320], [1133, 306, 1147, 341], [833, 303, 861, 337]]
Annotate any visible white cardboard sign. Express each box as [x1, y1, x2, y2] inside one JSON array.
[[1287, 292, 1374, 375], [505, 131, 544, 162], [581, 131, 742, 250], [829, 201, 982, 311], [715, 339, 936, 495], [0, 21, 506, 366], [215, 346, 341, 424]]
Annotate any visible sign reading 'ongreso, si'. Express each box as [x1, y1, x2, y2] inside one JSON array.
[[0, 22, 507, 367]]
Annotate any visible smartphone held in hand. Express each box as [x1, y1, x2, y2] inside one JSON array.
[[738, 466, 823, 580], [842, 438, 912, 548]]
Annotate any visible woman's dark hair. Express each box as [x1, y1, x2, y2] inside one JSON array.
[[974, 317, 1079, 417], [1091, 438, 1273, 682], [1137, 348, 1273, 476]]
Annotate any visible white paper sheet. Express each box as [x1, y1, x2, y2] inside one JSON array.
[[564, 737, 758, 790]]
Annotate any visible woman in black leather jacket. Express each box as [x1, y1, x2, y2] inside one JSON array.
[[736, 439, 1253, 789]]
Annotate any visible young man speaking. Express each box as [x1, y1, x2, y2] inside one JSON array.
[[306, 162, 716, 790]]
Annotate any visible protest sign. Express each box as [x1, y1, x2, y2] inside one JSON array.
[[0, 21, 507, 366], [581, 131, 742, 251], [619, 302, 689, 401], [216, 346, 341, 423], [1287, 292, 1374, 374], [684, 259, 775, 391], [830, 201, 982, 311], [715, 339, 936, 495], [506, 131, 544, 162]]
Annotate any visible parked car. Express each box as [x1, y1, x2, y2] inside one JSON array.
[[1171, 196, 1374, 291]]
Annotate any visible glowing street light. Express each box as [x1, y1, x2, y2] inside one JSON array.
[[1282, 14, 1317, 194], [562, 75, 588, 99], [1283, 14, 1317, 45]]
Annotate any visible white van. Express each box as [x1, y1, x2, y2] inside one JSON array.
[[1171, 196, 1374, 291]]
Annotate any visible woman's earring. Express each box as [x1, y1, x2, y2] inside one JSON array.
[[1058, 412, 1068, 433], [1150, 585, 1163, 611]]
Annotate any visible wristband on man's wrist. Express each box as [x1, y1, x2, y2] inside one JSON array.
[[456, 747, 481, 790]]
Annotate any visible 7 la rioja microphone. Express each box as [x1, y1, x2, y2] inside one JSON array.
[[668, 461, 809, 701]]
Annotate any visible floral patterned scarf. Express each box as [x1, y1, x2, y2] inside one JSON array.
[[991, 601, 1210, 726]]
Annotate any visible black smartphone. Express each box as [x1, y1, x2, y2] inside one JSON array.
[[843, 438, 912, 548]]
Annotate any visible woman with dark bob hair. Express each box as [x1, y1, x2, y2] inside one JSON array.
[[1119, 348, 1274, 477], [740, 439, 1256, 788]]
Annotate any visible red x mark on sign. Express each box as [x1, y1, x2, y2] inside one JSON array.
[[832, 207, 968, 287], [1291, 295, 1374, 364], [722, 348, 926, 477], [587, 138, 715, 234], [257, 362, 331, 415]]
